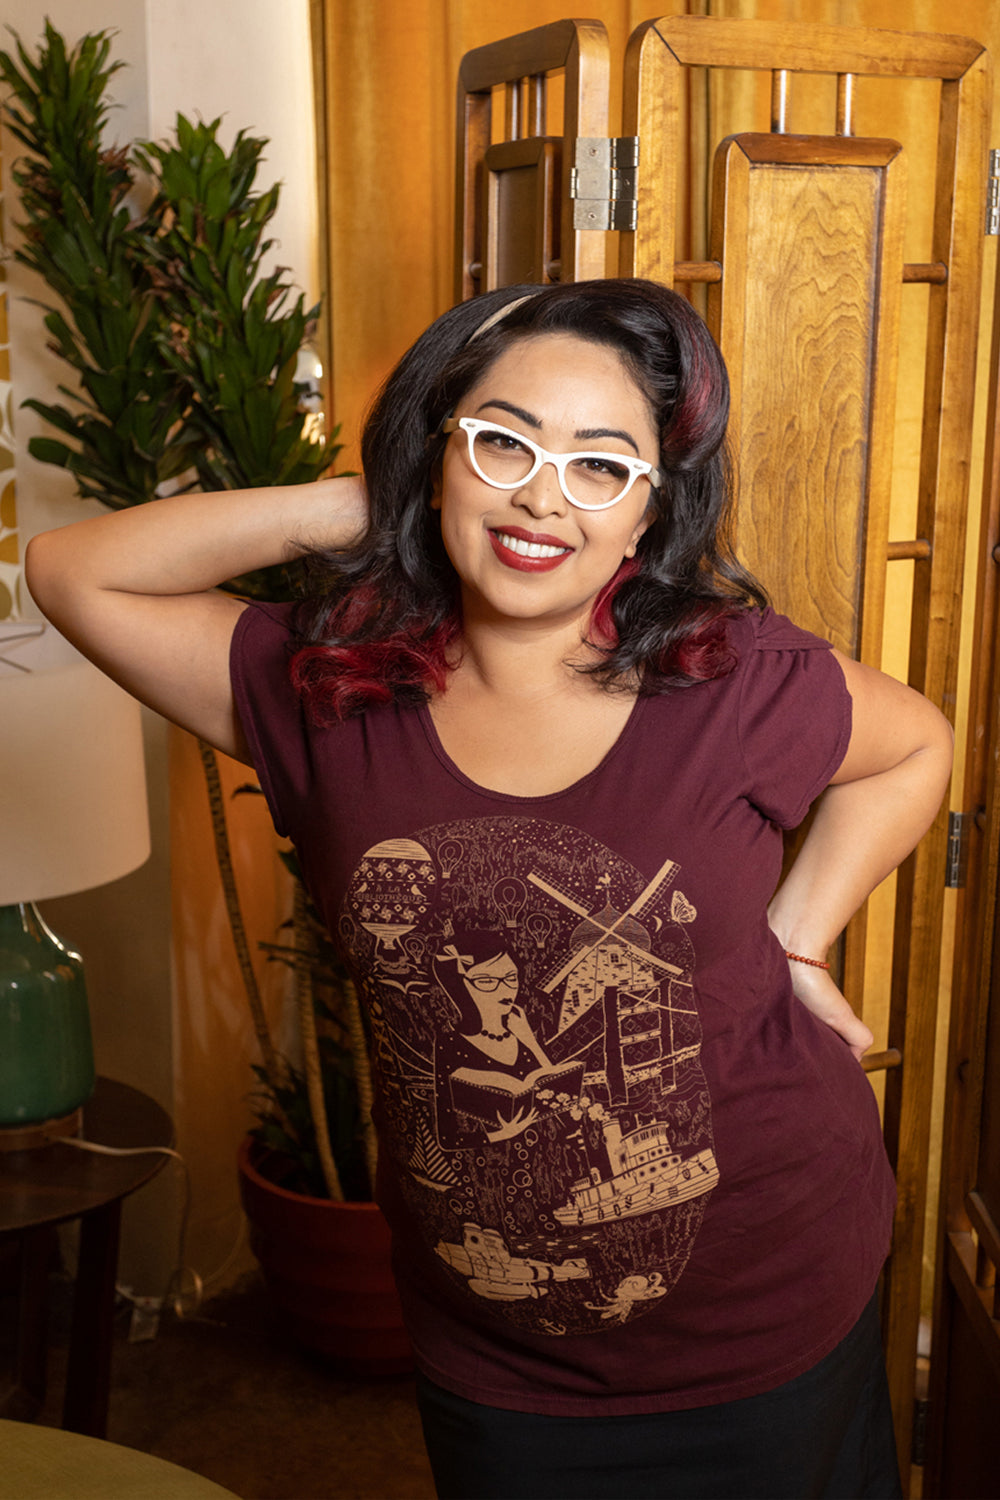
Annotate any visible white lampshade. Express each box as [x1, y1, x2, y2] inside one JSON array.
[[0, 625, 150, 905]]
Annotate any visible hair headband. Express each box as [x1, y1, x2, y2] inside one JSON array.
[[467, 293, 538, 342]]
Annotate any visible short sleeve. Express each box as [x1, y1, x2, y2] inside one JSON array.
[[736, 610, 852, 828], [230, 601, 309, 840]]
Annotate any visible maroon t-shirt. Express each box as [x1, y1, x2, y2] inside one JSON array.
[[231, 604, 895, 1415]]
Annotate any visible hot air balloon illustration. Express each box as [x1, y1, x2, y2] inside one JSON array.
[[348, 838, 435, 956]]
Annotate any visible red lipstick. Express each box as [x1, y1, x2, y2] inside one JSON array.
[[488, 526, 572, 573]]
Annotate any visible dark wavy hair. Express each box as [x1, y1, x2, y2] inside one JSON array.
[[290, 279, 767, 720], [431, 931, 516, 1032]]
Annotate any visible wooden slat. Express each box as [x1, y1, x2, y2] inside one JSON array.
[[967, 1190, 1000, 1276], [620, 21, 680, 285], [560, 23, 611, 284], [936, 246, 1000, 1263], [674, 261, 721, 283], [725, 131, 897, 166], [862, 1048, 903, 1074], [650, 15, 983, 81], [904, 263, 948, 284], [888, 539, 932, 560], [458, 18, 605, 92], [455, 87, 492, 301]]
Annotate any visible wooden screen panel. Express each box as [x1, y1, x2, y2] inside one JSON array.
[[880, 42, 988, 1486], [622, 8, 983, 294], [928, 472, 1000, 1494], [924, 175, 1000, 1495], [709, 134, 904, 665], [619, 17, 990, 1486], [481, 138, 560, 290], [708, 132, 903, 1174], [934, 1252, 1000, 1500], [455, 19, 610, 300]]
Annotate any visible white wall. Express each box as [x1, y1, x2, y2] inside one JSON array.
[[3, 0, 150, 549], [1, 0, 175, 1296], [146, 0, 319, 308], [143, 0, 319, 1300], [4, 0, 319, 554], [2, 0, 318, 1295]]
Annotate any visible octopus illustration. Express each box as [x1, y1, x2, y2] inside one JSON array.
[[585, 1272, 667, 1323]]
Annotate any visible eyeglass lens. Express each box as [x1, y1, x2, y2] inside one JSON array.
[[466, 971, 518, 992], [470, 427, 634, 508]]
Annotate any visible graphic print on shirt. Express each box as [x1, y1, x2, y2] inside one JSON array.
[[338, 815, 717, 1337]]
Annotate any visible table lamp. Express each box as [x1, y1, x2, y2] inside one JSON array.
[[0, 623, 151, 1149]]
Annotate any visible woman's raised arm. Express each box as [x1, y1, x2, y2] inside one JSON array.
[[767, 652, 954, 1058], [25, 475, 367, 761]]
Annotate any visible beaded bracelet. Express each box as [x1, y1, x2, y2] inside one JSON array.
[[785, 951, 831, 971]]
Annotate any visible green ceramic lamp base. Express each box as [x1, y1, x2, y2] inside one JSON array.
[[0, 902, 95, 1134]]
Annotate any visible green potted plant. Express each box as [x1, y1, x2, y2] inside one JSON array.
[[235, 852, 409, 1373], [1, 22, 409, 1370]]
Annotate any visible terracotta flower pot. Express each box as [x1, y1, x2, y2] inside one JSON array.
[[237, 1136, 412, 1375]]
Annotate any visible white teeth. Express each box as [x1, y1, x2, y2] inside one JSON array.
[[495, 532, 568, 559]]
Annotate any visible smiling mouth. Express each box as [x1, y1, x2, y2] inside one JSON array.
[[491, 529, 571, 560]]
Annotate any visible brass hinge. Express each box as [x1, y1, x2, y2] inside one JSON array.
[[987, 148, 1000, 235], [946, 811, 968, 888], [571, 137, 639, 232]]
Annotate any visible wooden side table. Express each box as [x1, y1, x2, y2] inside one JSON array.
[[0, 1077, 173, 1437]]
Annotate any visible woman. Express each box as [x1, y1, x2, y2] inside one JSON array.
[[431, 932, 585, 1148], [27, 280, 951, 1499]]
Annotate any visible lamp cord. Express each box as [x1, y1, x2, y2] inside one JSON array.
[[61, 1138, 201, 1315]]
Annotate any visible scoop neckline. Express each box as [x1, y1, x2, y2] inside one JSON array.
[[416, 693, 649, 804]]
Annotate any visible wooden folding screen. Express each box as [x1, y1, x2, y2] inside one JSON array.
[[455, 19, 610, 299], [621, 26, 989, 1481], [924, 208, 1000, 1498], [454, 15, 991, 1489]]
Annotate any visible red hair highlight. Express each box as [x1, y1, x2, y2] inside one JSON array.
[[290, 587, 461, 723], [669, 607, 737, 681], [589, 560, 736, 685], [589, 557, 640, 646], [666, 343, 716, 458], [292, 558, 738, 723]]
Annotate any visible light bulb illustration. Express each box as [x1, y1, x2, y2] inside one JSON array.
[[493, 876, 527, 928], [437, 838, 464, 880], [525, 911, 553, 950]]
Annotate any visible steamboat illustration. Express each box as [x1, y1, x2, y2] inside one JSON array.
[[555, 1117, 719, 1226]]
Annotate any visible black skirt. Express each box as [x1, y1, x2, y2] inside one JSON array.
[[415, 1293, 902, 1500]]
